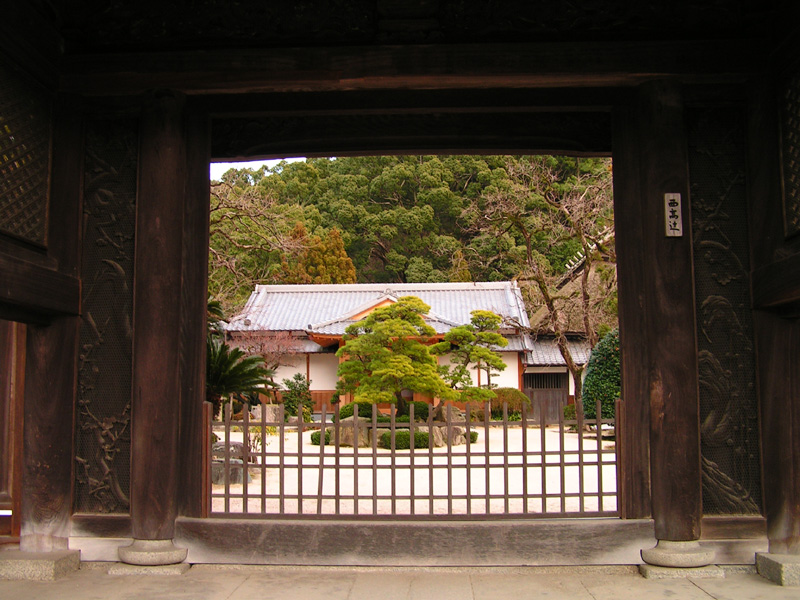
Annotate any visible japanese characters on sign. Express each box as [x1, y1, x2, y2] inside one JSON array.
[[665, 193, 683, 237]]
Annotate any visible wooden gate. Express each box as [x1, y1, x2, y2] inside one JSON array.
[[525, 388, 568, 426]]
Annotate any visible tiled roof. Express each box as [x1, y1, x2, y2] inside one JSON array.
[[525, 337, 592, 367], [225, 282, 531, 333]]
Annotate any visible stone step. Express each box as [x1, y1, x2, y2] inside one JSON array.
[[0, 549, 80, 581]]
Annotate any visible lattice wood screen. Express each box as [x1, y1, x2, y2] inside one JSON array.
[[782, 72, 800, 237], [0, 60, 51, 246]]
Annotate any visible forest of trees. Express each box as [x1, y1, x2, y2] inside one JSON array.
[[210, 154, 615, 325]]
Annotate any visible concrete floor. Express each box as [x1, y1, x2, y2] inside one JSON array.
[[0, 563, 796, 600]]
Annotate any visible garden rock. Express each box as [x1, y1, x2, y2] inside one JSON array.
[[337, 416, 371, 447], [261, 404, 282, 423], [211, 459, 251, 485]]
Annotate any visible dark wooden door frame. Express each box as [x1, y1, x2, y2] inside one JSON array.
[[185, 87, 652, 521], [0, 320, 25, 539]]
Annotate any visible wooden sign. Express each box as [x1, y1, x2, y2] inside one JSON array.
[[665, 193, 683, 237]]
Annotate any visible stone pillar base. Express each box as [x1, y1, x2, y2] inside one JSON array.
[[118, 539, 187, 566], [641, 540, 715, 568], [756, 552, 800, 586]]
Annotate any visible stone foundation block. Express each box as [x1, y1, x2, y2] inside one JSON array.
[[0, 549, 80, 580], [756, 552, 800, 586]]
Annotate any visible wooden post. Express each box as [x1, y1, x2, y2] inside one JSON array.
[[123, 90, 188, 565], [612, 97, 652, 520], [178, 103, 211, 518], [0, 321, 25, 539], [616, 81, 709, 567], [19, 95, 83, 553], [755, 313, 800, 554], [747, 76, 800, 558]]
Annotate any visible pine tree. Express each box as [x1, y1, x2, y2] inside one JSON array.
[[336, 296, 454, 414]]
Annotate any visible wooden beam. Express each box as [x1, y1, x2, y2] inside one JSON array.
[[0, 3, 61, 92], [59, 40, 759, 97], [0, 254, 80, 321], [130, 91, 186, 540], [202, 87, 623, 117], [212, 110, 612, 161]]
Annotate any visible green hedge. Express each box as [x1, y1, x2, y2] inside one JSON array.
[[379, 430, 429, 449], [378, 429, 479, 449], [582, 328, 620, 420]]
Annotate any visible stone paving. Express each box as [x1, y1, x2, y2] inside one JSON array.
[[1, 563, 797, 600]]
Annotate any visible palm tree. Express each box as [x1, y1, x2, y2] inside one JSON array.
[[206, 336, 275, 418], [207, 297, 226, 339]]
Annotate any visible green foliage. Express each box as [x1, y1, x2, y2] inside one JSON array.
[[582, 328, 620, 420], [337, 400, 389, 421], [281, 373, 313, 421], [310, 429, 331, 446], [378, 429, 478, 448], [489, 387, 531, 417], [408, 400, 429, 421], [431, 310, 508, 391], [563, 403, 577, 421], [336, 296, 455, 408], [379, 430, 430, 450], [208, 156, 616, 316], [206, 337, 275, 418], [279, 224, 357, 285]]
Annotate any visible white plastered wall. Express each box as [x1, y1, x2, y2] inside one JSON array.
[[273, 354, 306, 387], [309, 353, 339, 390]]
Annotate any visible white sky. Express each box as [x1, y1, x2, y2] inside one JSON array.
[[209, 157, 306, 180]]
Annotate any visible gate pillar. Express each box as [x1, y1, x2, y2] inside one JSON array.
[[614, 80, 711, 568], [119, 91, 188, 566]]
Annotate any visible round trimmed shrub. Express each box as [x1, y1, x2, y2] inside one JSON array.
[[582, 328, 620, 420], [489, 387, 530, 418], [310, 429, 331, 446], [337, 400, 378, 420]]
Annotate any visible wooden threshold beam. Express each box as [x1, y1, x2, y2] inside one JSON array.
[[60, 40, 759, 96]]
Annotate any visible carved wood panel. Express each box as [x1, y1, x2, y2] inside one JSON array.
[[74, 119, 138, 514], [688, 106, 762, 515], [781, 71, 800, 237]]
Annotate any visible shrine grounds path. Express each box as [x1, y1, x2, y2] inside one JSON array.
[[0, 563, 795, 600]]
